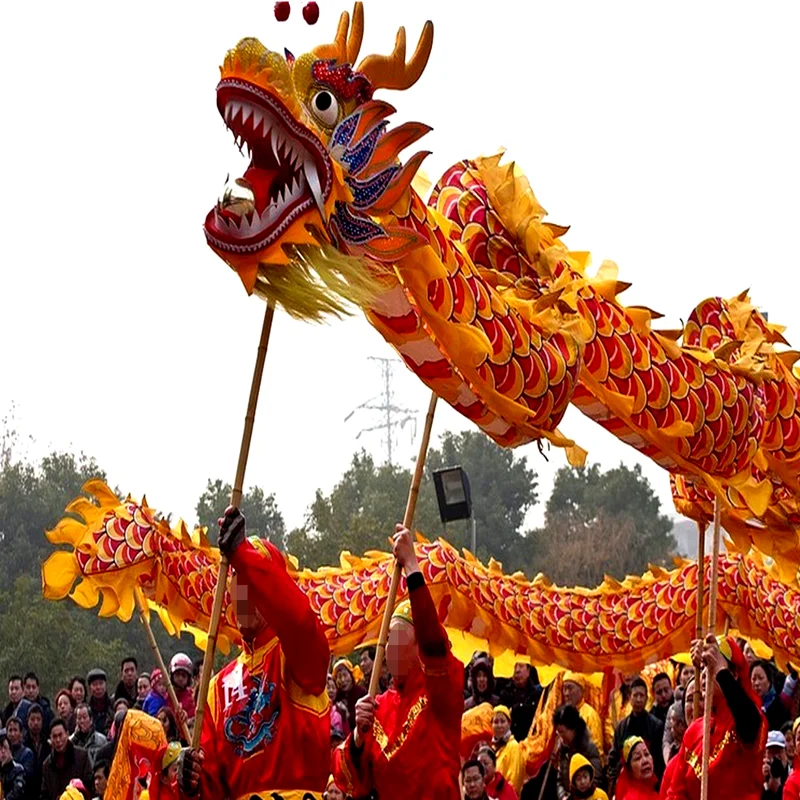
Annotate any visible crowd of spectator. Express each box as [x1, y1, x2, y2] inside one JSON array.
[[1, 637, 798, 800]]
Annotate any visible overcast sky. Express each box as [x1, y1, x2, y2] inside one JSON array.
[[2, 1, 798, 544]]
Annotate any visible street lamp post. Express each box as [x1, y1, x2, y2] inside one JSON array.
[[432, 466, 476, 552]]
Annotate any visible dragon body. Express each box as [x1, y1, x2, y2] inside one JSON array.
[[42, 481, 800, 672]]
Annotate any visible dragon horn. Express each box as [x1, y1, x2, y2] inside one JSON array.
[[357, 20, 434, 91], [312, 2, 364, 65]]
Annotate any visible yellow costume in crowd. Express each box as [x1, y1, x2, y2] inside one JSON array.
[[563, 672, 605, 759], [493, 705, 525, 794]]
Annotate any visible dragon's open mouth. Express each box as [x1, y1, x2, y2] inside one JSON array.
[[204, 78, 331, 254]]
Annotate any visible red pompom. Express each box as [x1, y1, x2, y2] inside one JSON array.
[[302, 1, 319, 24], [274, 1, 290, 21]]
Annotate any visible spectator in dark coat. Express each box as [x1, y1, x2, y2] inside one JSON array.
[[553, 704, 603, 800], [0, 729, 27, 800], [750, 660, 791, 732], [111, 658, 138, 708], [332, 659, 366, 732], [40, 720, 93, 800], [22, 676, 52, 734], [4, 718, 35, 796], [23, 705, 49, 799], [464, 657, 500, 711], [3, 676, 31, 728], [498, 662, 542, 742], [608, 677, 665, 788], [85, 671, 112, 738]]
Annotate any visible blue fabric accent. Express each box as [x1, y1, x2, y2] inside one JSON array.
[[346, 164, 400, 210], [331, 201, 385, 244], [341, 122, 387, 176]]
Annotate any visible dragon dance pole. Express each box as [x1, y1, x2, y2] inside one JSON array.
[[368, 391, 439, 698], [192, 301, 276, 748], [693, 520, 707, 723], [700, 497, 722, 800], [134, 588, 192, 743]]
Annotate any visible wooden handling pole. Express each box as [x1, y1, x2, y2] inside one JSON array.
[[700, 497, 722, 800], [693, 520, 707, 723], [192, 301, 276, 748], [368, 391, 439, 697], [134, 588, 192, 743]]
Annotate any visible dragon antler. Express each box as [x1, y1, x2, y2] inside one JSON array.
[[312, 1, 364, 65], [357, 20, 434, 91]]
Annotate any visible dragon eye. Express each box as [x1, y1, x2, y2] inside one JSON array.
[[310, 90, 339, 127]]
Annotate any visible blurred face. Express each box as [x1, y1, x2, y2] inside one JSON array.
[[513, 663, 530, 688], [784, 730, 795, 761], [122, 661, 137, 687], [90, 679, 106, 699], [76, 705, 92, 733], [767, 745, 787, 766], [28, 711, 43, 736], [0, 740, 11, 766], [157, 710, 170, 733], [679, 665, 695, 688], [6, 720, 22, 746], [795, 727, 800, 755], [71, 681, 85, 703], [335, 668, 353, 692], [684, 680, 703, 725], [326, 785, 345, 800], [477, 752, 495, 782], [173, 670, 189, 690], [750, 665, 770, 698], [360, 650, 374, 676], [8, 679, 23, 704], [51, 724, 69, 753], [475, 672, 489, 694], [153, 675, 167, 697], [556, 724, 576, 747], [573, 767, 592, 792], [24, 678, 39, 701], [563, 681, 583, 707], [630, 742, 654, 781], [231, 573, 266, 640], [327, 677, 337, 701], [387, 620, 418, 687], [57, 694, 73, 717], [654, 678, 673, 708], [165, 762, 178, 782], [137, 676, 150, 699], [672, 715, 687, 742], [94, 769, 108, 796], [463, 766, 485, 800], [492, 712, 510, 740], [631, 686, 648, 714], [743, 642, 757, 666]]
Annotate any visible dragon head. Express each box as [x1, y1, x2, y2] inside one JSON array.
[[204, 3, 434, 317]]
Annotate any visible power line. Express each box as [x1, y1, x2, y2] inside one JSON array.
[[344, 357, 417, 465]]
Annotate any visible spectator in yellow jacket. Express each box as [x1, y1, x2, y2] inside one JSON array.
[[492, 705, 525, 794], [563, 673, 605, 760]]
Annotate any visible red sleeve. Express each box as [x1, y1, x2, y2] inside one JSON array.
[[785, 773, 800, 800], [332, 735, 374, 797], [179, 677, 225, 800], [407, 572, 464, 720], [663, 744, 691, 800], [230, 540, 329, 694]]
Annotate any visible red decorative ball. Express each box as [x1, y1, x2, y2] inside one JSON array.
[[274, 1, 290, 21], [302, 1, 319, 24]]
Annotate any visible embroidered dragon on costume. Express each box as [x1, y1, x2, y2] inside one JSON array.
[[42, 481, 800, 672], [199, 4, 800, 573]]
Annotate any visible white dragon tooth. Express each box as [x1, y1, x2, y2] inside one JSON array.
[[241, 105, 253, 126], [270, 129, 280, 163], [303, 160, 326, 221], [253, 109, 264, 131], [230, 101, 242, 122]]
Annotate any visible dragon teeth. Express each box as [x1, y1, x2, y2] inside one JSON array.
[[303, 159, 326, 221]]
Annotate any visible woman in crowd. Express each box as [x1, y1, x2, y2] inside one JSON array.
[[615, 737, 659, 800], [552, 704, 602, 800], [327, 675, 350, 739], [332, 659, 365, 732], [55, 688, 77, 733], [69, 677, 87, 706], [477, 745, 518, 800], [661, 701, 686, 765], [156, 707, 184, 744], [491, 706, 525, 794], [324, 774, 348, 800], [750, 660, 790, 731], [465, 656, 501, 711], [135, 674, 151, 710]]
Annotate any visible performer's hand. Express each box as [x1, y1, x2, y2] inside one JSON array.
[[690, 637, 703, 669], [392, 525, 420, 576], [353, 695, 377, 748], [699, 634, 727, 678], [218, 506, 246, 557], [178, 746, 204, 793]]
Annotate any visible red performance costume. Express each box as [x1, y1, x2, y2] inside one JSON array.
[[184, 538, 330, 800], [332, 570, 464, 799], [663, 637, 766, 800]]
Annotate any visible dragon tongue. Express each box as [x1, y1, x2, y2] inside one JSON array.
[[243, 167, 280, 215], [303, 160, 326, 222]]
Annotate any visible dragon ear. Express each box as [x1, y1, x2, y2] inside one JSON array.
[[284, 48, 296, 66]]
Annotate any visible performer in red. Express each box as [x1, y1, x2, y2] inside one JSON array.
[[664, 635, 766, 800], [179, 507, 330, 799], [332, 525, 464, 799]]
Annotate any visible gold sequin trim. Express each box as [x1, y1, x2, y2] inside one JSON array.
[[372, 696, 428, 760], [686, 730, 735, 779]]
